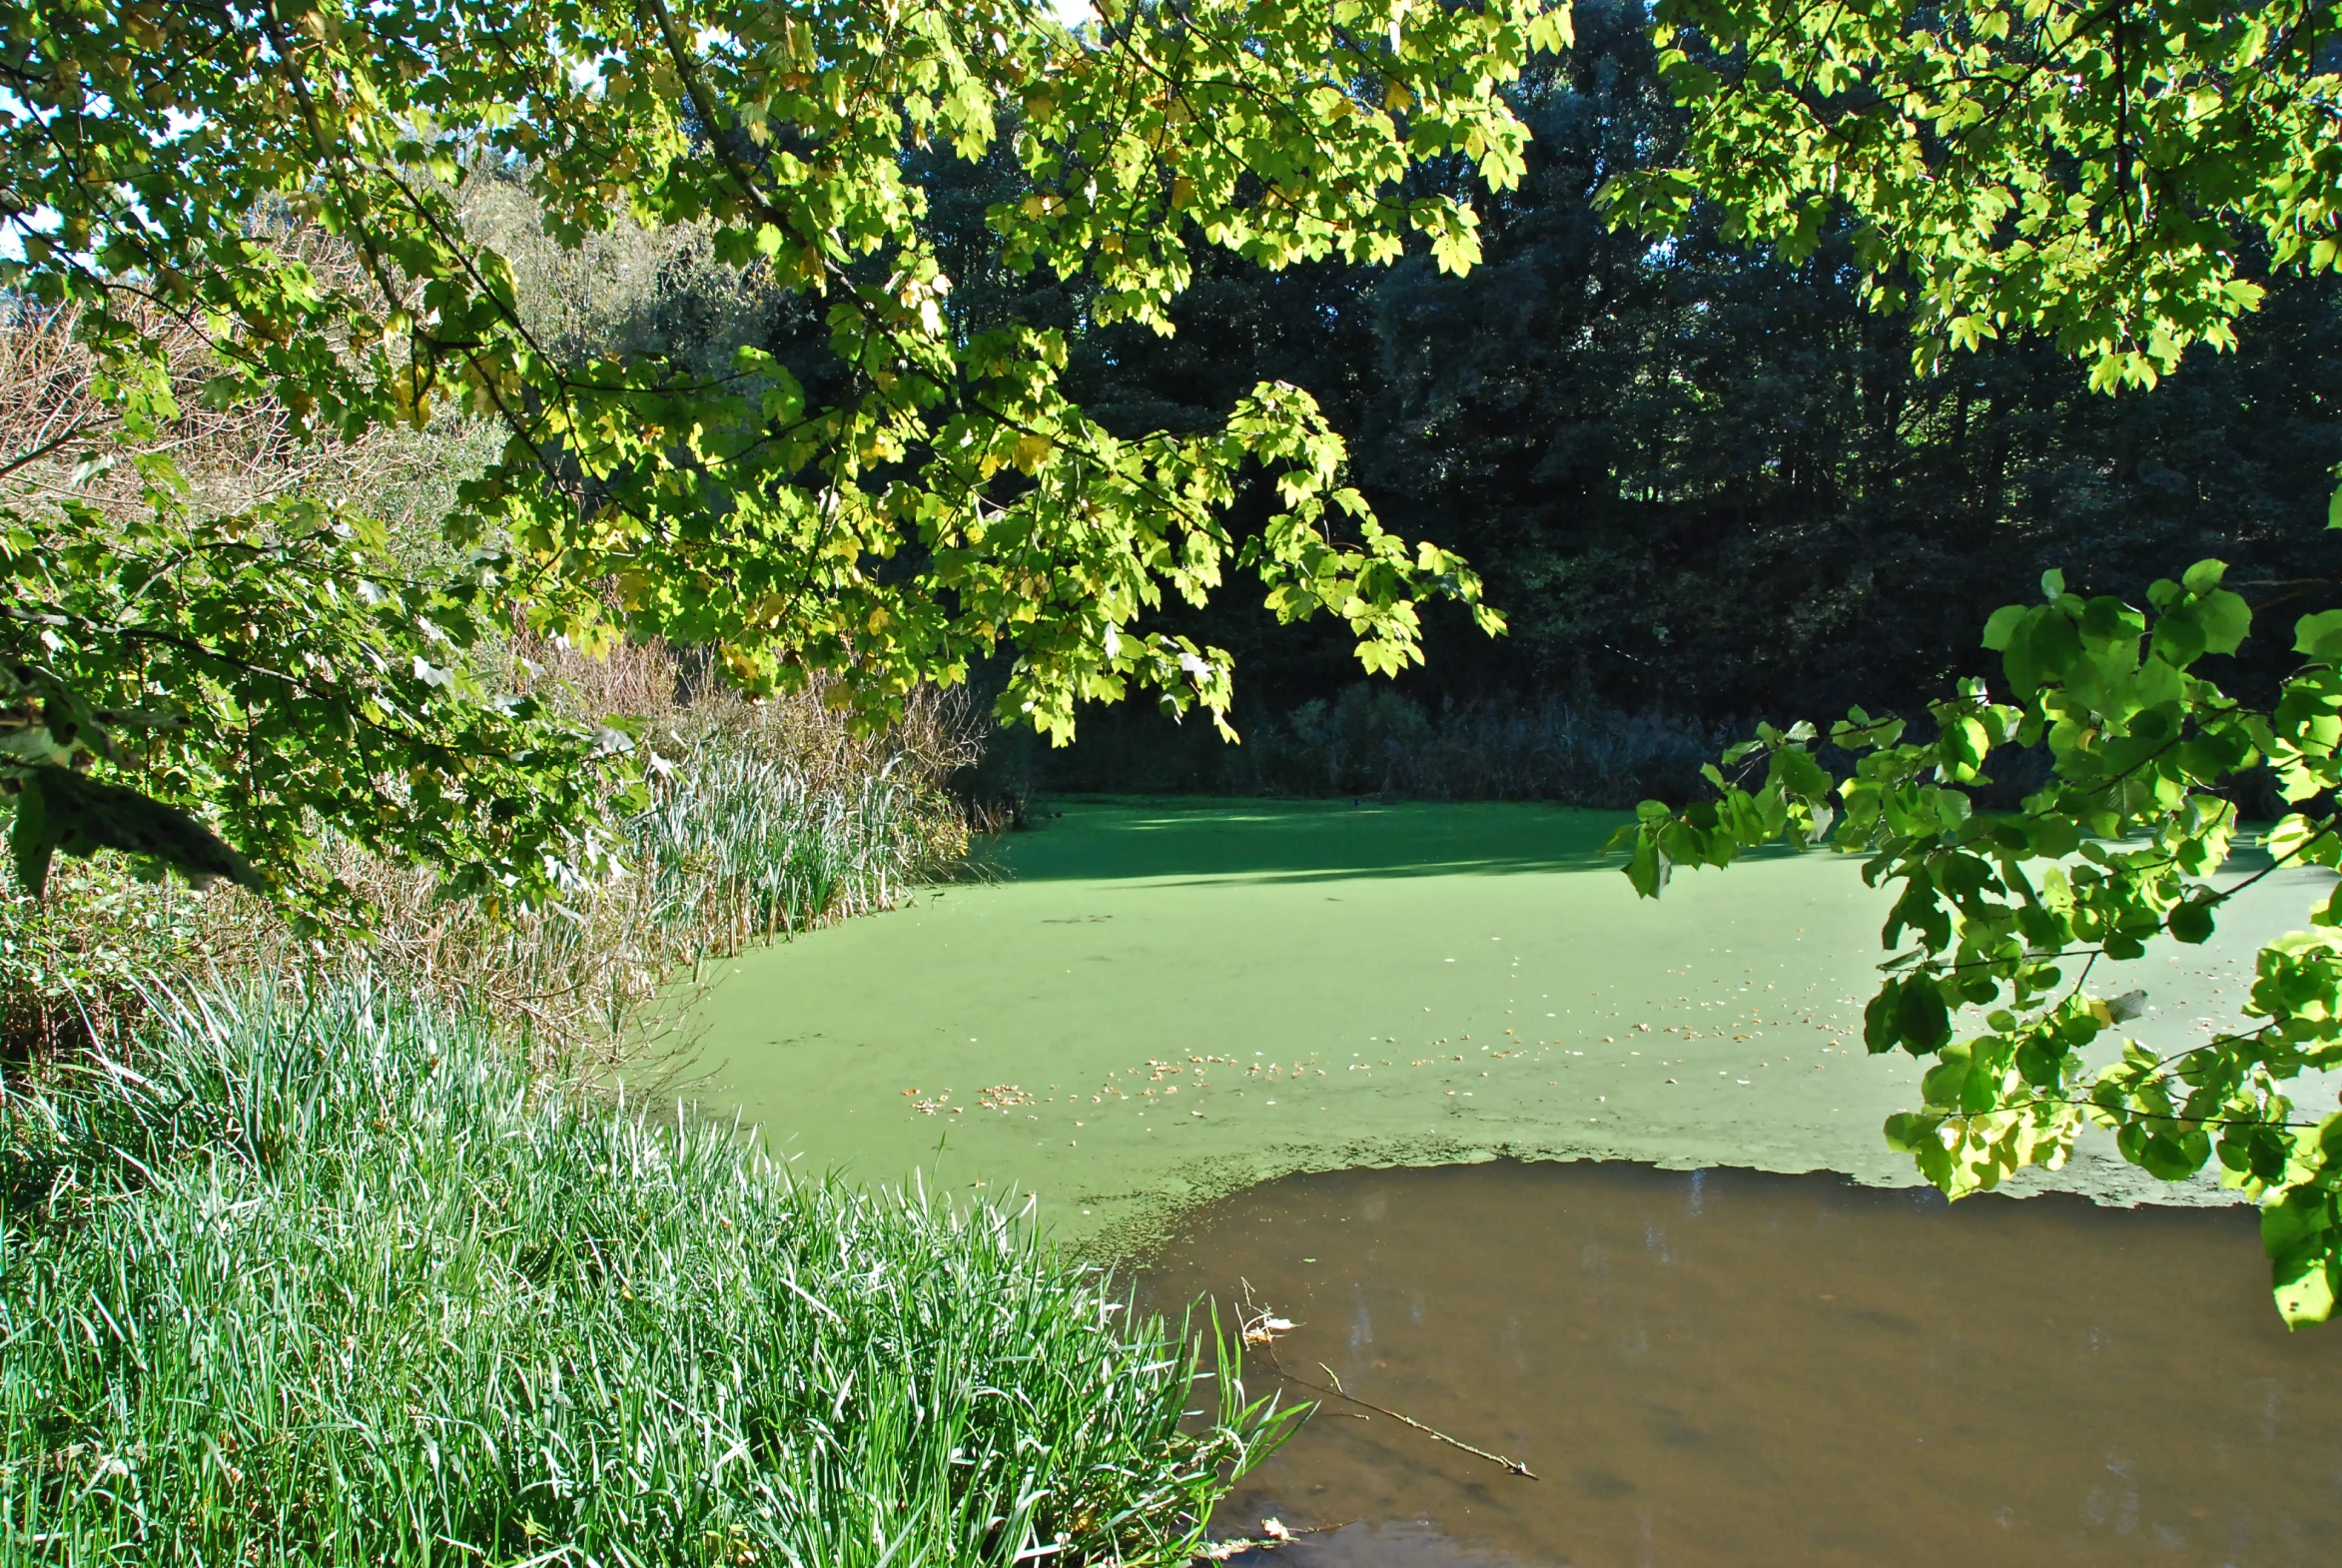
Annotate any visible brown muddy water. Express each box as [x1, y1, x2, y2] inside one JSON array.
[[1141, 1161, 2342, 1568]]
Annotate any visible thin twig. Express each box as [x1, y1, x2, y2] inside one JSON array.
[[1235, 1290, 1535, 1479]]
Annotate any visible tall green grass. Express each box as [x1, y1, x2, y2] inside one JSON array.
[[0, 981, 1293, 1565], [628, 748, 954, 944]]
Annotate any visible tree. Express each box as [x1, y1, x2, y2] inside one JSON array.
[[1603, 2, 2342, 1323], [985, 5, 2336, 760], [1, 0, 1574, 910], [1356, 22, 2340, 725], [1605, 2, 2342, 392]]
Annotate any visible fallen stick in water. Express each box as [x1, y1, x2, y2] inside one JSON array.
[[1235, 1286, 1537, 1480]]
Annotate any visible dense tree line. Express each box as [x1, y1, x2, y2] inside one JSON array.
[[895, 1, 2342, 783], [1350, 3, 2342, 725]]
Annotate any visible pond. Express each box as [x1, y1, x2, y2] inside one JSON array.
[[1141, 1160, 2342, 1567], [676, 800, 2329, 1242], [676, 800, 2342, 1563]]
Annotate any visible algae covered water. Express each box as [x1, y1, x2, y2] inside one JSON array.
[[677, 800, 2325, 1243], [1142, 1162, 2342, 1568]]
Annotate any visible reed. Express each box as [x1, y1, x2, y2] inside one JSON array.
[[0, 978, 1296, 1565]]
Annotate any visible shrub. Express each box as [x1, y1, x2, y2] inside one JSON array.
[[0, 979, 1292, 1565], [1, 639, 979, 1065], [1026, 683, 1731, 807]]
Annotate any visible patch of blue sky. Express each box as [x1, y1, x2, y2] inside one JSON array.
[[0, 86, 211, 265]]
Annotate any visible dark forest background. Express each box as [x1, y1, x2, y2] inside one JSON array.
[[681, 1, 2342, 806]]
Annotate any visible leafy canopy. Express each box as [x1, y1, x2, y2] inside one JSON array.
[[4, 498, 619, 918], [1604, 3, 2342, 1323], [0, 0, 1575, 906], [1603, 2, 2342, 391]]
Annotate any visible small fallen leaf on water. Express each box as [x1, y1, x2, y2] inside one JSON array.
[[1241, 1314, 1296, 1346]]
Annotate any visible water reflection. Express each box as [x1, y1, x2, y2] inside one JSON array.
[[1140, 1161, 2342, 1568]]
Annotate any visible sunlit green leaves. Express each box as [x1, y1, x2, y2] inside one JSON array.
[[4, 0, 1573, 779], [3, 490, 618, 926], [2263, 1152, 2342, 1323], [1585, 0, 2342, 1326], [1601, 3, 2342, 392], [2294, 609, 2342, 662], [1614, 560, 2342, 1324], [1, 0, 1578, 912]]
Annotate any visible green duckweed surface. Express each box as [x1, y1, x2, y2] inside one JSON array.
[[670, 800, 2330, 1251]]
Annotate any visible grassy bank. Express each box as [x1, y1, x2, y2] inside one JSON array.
[[1, 194, 1289, 1564], [0, 979, 1292, 1565]]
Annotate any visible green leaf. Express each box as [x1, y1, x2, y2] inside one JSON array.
[[2136, 1132, 2206, 1181], [2014, 606, 2082, 692], [1883, 1111, 1938, 1155], [2181, 559, 2228, 594], [1768, 743, 1831, 799], [2265, 1180, 2342, 1326], [2015, 1032, 2066, 1088], [2152, 607, 2207, 668], [2295, 610, 2342, 662], [1864, 982, 1902, 1055], [2025, 814, 2080, 857], [1896, 979, 1952, 1054], [1526, 4, 1575, 54], [2194, 589, 2250, 656], [2080, 596, 2146, 644], [1921, 1040, 1971, 1105], [1625, 836, 1670, 899], [2167, 897, 2216, 945], [2273, 1248, 2338, 1326]]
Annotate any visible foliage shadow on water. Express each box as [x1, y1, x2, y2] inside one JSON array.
[[993, 800, 1698, 888]]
